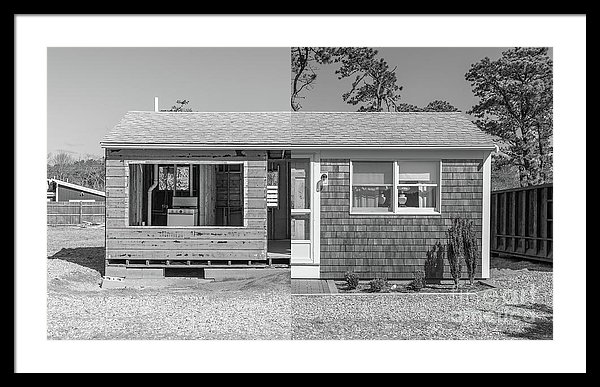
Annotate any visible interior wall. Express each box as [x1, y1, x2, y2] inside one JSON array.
[[267, 159, 291, 240]]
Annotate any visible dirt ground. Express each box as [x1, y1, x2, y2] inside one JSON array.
[[47, 225, 291, 340]]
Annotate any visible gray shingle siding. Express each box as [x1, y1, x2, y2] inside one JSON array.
[[320, 158, 484, 280]]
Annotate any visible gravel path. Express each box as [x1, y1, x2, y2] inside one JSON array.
[[292, 264, 552, 340]]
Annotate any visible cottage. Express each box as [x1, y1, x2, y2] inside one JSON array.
[[100, 110, 496, 280]]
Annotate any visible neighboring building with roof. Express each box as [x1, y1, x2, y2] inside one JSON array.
[[100, 109, 496, 280], [47, 178, 106, 202]]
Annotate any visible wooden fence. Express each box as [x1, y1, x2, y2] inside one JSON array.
[[490, 183, 553, 262], [47, 201, 105, 225]]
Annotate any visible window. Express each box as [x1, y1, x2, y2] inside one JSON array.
[[158, 165, 190, 191], [397, 161, 439, 212], [350, 160, 440, 214], [351, 162, 394, 213], [129, 162, 244, 227], [290, 158, 311, 240]]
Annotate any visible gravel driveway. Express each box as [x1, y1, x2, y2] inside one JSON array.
[[47, 225, 291, 340], [292, 260, 552, 340]]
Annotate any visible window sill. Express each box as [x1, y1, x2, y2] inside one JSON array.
[[395, 211, 442, 216], [349, 210, 442, 217]]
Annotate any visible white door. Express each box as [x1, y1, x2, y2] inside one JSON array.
[[290, 154, 320, 278]]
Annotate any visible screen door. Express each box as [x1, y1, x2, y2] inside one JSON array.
[[290, 158, 313, 264]]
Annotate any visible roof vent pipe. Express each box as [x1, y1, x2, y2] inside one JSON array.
[[154, 96, 159, 112]]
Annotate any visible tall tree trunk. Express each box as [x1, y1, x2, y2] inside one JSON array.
[[536, 122, 547, 183]]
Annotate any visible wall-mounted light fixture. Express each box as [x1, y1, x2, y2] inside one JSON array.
[[317, 172, 329, 192]]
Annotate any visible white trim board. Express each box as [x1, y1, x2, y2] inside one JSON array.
[[481, 150, 493, 279], [291, 265, 320, 279]]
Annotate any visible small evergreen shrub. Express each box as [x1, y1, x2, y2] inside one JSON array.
[[463, 221, 479, 286], [424, 241, 445, 283], [446, 218, 464, 289], [408, 270, 425, 291], [344, 271, 360, 290], [369, 277, 388, 292], [446, 217, 479, 288]]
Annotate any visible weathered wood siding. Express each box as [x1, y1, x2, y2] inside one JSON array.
[[105, 149, 267, 265], [320, 159, 484, 280]]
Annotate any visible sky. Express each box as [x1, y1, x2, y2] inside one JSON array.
[[47, 47, 291, 157], [300, 47, 516, 112], [47, 47, 551, 157]]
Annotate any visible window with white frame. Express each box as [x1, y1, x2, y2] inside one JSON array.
[[351, 160, 440, 214], [397, 161, 439, 212], [351, 162, 394, 213]]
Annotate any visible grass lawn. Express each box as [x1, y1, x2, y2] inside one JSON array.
[[292, 257, 552, 340], [47, 225, 291, 340]]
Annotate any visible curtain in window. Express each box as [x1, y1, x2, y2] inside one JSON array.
[[352, 162, 393, 212]]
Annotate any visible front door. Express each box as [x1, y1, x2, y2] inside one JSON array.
[[290, 153, 320, 278]]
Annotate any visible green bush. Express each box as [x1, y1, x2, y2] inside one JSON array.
[[369, 277, 388, 292], [344, 271, 360, 290]]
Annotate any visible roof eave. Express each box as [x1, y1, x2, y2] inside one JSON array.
[[49, 178, 106, 197], [100, 142, 497, 151]]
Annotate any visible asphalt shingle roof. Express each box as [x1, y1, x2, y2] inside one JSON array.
[[100, 111, 496, 148]]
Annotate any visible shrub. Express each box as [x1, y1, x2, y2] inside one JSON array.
[[446, 218, 479, 288], [463, 222, 479, 286], [344, 271, 360, 290], [446, 219, 464, 289], [408, 270, 425, 291], [424, 241, 445, 283], [369, 277, 388, 292]]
